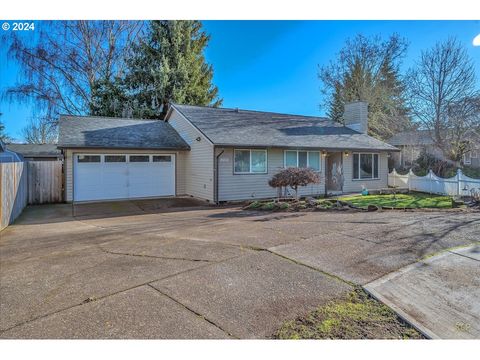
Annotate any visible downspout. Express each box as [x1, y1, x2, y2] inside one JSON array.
[[214, 148, 225, 204]]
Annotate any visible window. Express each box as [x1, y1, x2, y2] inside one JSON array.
[[77, 155, 100, 163], [463, 152, 472, 165], [353, 153, 379, 180], [153, 155, 171, 162], [105, 155, 126, 163], [129, 155, 150, 162], [284, 150, 320, 171], [472, 150, 478, 159], [234, 149, 267, 174]]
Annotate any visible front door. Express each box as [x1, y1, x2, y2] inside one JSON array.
[[326, 152, 343, 192]]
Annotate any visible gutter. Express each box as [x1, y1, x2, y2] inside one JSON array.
[[214, 147, 225, 204]]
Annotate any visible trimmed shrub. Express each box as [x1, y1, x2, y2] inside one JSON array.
[[269, 167, 321, 199]]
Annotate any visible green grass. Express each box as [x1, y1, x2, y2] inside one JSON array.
[[340, 192, 453, 209], [274, 288, 423, 339]]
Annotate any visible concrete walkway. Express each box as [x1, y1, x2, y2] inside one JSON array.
[[365, 244, 480, 339]]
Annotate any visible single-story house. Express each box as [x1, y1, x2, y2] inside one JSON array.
[[6, 144, 63, 161], [388, 129, 480, 169], [58, 101, 398, 203]]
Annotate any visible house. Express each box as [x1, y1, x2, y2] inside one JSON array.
[[5, 144, 63, 161], [388, 129, 480, 169], [57, 101, 398, 203]]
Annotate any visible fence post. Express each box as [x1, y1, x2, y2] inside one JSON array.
[[428, 169, 433, 194], [408, 169, 413, 192], [457, 168, 462, 196]]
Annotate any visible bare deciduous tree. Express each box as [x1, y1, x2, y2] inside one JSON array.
[[319, 34, 412, 140], [22, 117, 58, 144], [2, 21, 143, 121], [407, 38, 480, 164]]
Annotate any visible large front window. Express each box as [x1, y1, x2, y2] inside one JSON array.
[[234, 149, 267, 174], [284, 150, 320, 171], [353, 153, 379, 180]]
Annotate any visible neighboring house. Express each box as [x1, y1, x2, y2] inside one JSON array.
[[58, 101, 398, 203], [388, 129, 480, 169], [0, 140, 23, 163], [5, 144, 63, 161]]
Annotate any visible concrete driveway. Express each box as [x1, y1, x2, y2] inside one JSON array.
[[0, 199, 478, 339], [365, 244, 480, 339]]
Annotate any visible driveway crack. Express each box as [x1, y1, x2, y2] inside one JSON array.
[[146, 284, 237, 339], [97, 245, 215, 263]]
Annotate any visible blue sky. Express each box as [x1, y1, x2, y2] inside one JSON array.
[[1, 20, 480, 141]]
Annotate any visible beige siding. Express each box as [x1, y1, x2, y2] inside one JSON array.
[[216, 148, 326, 201], [342, 152, 389, 193], [64, 148, 187, 202], [168, 109, 215, 201]]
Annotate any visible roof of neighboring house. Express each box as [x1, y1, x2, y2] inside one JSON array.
[[0, 140, 23, 162], [6, 143, 62, 158], [58, 115, 190, 150], [387, 130, 435, 146], [170, 104, 398, 151]]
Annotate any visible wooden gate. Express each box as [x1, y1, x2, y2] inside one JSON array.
[[27, 161, 63, 204]]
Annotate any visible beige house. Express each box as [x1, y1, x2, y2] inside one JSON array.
[[58, 101, 398, 203]]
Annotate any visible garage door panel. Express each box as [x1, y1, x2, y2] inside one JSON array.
[[74, 154, 175, 201]]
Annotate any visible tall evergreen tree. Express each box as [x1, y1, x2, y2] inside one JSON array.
[[319, 34, 412, 140], [120, 20, 222, 119]]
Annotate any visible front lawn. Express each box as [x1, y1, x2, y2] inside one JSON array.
[[274, 288, 423, 339], [340, 192, 453, 209]]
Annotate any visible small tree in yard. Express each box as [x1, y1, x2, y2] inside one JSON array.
[[269, 168, 320, 200]]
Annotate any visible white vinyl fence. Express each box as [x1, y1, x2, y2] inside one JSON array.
[[388, 168, 480, 197]]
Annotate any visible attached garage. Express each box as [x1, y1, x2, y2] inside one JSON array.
[[74, 153, 175, 202], [58, 115, 190, 203]]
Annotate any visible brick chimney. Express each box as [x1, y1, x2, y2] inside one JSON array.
[[344, 101, 368, 134]]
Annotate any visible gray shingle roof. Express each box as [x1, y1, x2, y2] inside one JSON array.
[[6, 143, 61, 157], [172, 104, 398, 151], [387, 130, 435, 146], [58, 115, 190, 150]]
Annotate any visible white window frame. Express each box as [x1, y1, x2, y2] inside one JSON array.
[[283, 150, 321, 172], [233, 149, 268, 174], [463, 152, 472, 165], [352, 153, 380, 180]]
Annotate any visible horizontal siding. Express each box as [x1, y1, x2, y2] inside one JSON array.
[[217, 148, 326, 201], [64, 148, 187, 202], [342, 152, 389, 193], [168, 109, 214, 201]]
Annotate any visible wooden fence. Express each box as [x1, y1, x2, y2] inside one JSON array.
[[27, 161, 63, 204], [0, 162, 28, 231], [388, 168, 480, 196], [0, 160, 63, 231]]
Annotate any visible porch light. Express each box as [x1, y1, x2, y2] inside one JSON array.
[[195, 136, 201, 142], [344, 151, 350, 157], [321, 150, 327, 156]]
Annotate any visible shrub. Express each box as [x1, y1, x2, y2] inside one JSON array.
[[412, 150, 456, 177], [269, 167, 320, 199]]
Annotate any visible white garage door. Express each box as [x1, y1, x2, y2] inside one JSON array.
[[74, 154, 175, 201]]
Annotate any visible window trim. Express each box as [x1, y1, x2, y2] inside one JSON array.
[[352, 153, 380, 181], [233, 149, 268, 174], [283, 150, 321, 172]]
